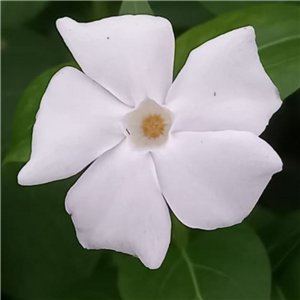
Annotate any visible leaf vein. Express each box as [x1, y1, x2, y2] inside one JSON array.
[[259, 35, 300, 51], [275, 284, 287, 300], [158, 257, 183, 297], [181, 248, 203, 300], [265, 55, 299, 70]]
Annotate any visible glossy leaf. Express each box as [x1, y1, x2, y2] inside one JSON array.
[[63, 252, 121, 300], [3, 62, 78, 165], [247, 207, 300, 269], [1, 163, 101, 299], [257, 210, 300, 272], [1, 28, 72, 157], [174, 4, 300, 99], [118, 224, 271, 300], [246, 205, 279, 232], [200, 1, 293, 15], [119, 1, 153, 15], [272, 250, 300, 300], [171, 212, 189, 250], [90, 1, 122, 20], [152, 1, 214, 36], [247, 208, 300, 300]]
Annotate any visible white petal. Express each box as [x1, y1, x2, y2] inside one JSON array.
[[152, 131, 282, 229], [167, 27, 281, 135], [56, 16, 174, 107], [66, 141, 171, 269], [18, 67, 130, 185]]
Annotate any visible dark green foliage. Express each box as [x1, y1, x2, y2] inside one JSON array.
[[1, 1, 299, 299]]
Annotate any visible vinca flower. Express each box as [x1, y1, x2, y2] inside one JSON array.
[[18, 15, 282, 269]]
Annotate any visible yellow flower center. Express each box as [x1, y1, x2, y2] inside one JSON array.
[[142, 114, 165, 139]]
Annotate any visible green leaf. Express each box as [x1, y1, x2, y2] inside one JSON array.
[[258, 210, 300, 272], [246, 206, 300, 272], [1, 28, 72, 158], [92, 0, 122, 20], [3, 62, 78, 165], [118, 224, 271, 300], [201, 1, 257, 15], [271, 283, 288, 300], [247, 208, 300, 300], [64, 252, 121, 300], [272, 250, 300, 300], [1, 163, 101, 299], [119, 1, 153, 15], [171, 213, 189, 250], [174, 4, 300, 99], [151, 2, 214, 36], [200, 1, 292, 16], [246, 205, 279, 232], [1, 1, 49, 28], [247, 207, 300, 271]]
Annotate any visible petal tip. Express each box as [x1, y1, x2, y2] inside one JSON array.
[[17, 162, 47, 186], [243, 25, 255, 32], [237, 26, 256, 43], [140, 255, 164, 270], [17, 165, 31, 186], [275, 153, 283, 174], [56, 16, 76, 33], [138, 238, 170, 270]]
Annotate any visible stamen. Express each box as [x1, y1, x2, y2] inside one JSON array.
[[142, 114, 164, 139], [123, 99, 172, 150]]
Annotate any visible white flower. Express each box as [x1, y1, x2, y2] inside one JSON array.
[[18, 15, 282, 269]]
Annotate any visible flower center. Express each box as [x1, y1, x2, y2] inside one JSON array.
[[123, 99, 172, 150], [142, 114, 165, 139]]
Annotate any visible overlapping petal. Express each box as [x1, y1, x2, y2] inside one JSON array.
[[18, 67, 130, 185], [66, 140, 171, 269], [166, 27, 281, 135], [152, 131, 282, 230], [56, 15, 174, 107]]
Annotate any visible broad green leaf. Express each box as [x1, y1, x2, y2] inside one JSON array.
[[29, 2, 99, 35], [200, 1, 293, 15], [119, 1, 153, 15], [247, 208, 300, 300], [1, 163, 101, 299], [171, 213, 189, 250], [201, 1, 260, 15], [63, 252, 121, 300], [271, 283, 288, 300], [92, 0, 122, 20], [118, 224, 271, 300], [272, 250, 300, 300], [247, 207, 300, 271], [258, 210, 300, 272], [174, 4, 300, 99], [246, 205, 279, 232], [1, 28, 72, 158], [151, 1, 214, 36], [3, 62, 78, 165], [1, 1, 49, 28]]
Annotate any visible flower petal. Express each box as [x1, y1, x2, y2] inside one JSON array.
[[56, 15, 174, 107], [167, 27, 281, 135], [152, 131, 282, 229], [18, 67, 130, 185], [66, 140, 171, 269]]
